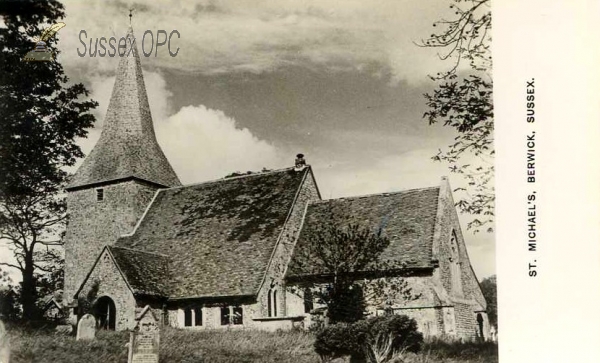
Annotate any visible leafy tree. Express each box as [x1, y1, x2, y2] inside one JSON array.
[[0, 267, 12, 286], [0, 0, 97, 320], [480, 275, 497, 329], [291, 218, 416, 324], [420, 0, 493, 232]]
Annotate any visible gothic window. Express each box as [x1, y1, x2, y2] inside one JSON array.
[[268, 289, 272, 317], [268, 288, 277, 317], [449, 231, 463, 296], [96, 188, 104, 202]]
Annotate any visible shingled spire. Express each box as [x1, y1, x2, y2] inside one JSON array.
[[67, 27, 181, 190]]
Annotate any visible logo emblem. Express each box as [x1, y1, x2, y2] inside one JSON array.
[[23, 22, 66, 61]]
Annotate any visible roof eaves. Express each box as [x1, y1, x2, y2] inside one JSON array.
[[168, 293, 255, 302], [66, 175, 171, 192], [286, 266, 435, 283]]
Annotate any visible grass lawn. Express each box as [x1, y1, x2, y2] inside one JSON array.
[[6, 324, 498, 363]]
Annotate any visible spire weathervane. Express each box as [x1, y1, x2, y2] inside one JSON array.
[[129, 8, 134, 24]]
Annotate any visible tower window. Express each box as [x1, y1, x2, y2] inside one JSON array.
[[96, 188, 104, 202]]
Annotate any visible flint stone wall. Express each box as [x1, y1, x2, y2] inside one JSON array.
[[257, 171, 320, 319], [64, 180, 158, 306], [77, 248, 137, 331], [431, 179, 489, 340]]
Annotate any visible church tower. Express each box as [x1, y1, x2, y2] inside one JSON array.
[[63, 27, 180, 305]]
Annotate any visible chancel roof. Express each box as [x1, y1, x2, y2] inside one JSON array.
[[116, 167, 311, 299], [286, 186, 441, 279]]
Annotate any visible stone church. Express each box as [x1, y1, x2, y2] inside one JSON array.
[[63, 27, 490, 340]]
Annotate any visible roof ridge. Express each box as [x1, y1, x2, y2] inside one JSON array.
[[311, 185, 440, 204], [163, 166, 305, 191]]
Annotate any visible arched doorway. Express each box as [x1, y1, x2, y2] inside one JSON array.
[[94, 296, 116, 330]]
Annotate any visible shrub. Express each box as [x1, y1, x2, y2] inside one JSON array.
[[314, 315, 423, 361], [314, 322, 358, 360], [361, 315, 423, 354]]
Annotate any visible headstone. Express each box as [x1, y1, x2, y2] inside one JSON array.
[[76, 314, 96, 341], [0, 320, 9, 363], [128, 306, 160, 363]]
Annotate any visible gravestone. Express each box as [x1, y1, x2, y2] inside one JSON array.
[[76, 314, 96, 341], [0, 320, 9, 363], [128, 306, 160, 363]]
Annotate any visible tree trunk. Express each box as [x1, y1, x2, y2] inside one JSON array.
[[21, 254, 38, 321]]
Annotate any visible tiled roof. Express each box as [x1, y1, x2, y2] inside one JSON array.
[[108, 246, 170, 297], [117, 167, 310, 299], [67, 27, 180, 190], [287, 187, 440, 278]]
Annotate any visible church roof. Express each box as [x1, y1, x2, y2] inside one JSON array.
[[286, 186, 441, 279], [116, 167, 311, 299], [67, 27, 180, 190], [108, 246, 170, 297]]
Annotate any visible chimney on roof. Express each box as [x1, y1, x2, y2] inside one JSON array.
[[294, 153, 307, 171]]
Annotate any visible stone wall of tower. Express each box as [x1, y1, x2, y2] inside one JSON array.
[[63, 180, 158, 305]]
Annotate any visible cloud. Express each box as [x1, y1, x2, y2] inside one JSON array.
[[87, 69, 172, 125], [73, 69, 173, 165], [156, 105, 285, 183], [72, 70, 283, 184], [58, 0, 453, 84], [314, 149, 449, 199]]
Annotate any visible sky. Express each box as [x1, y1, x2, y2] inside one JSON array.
[[1, 0, 495, 280]]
